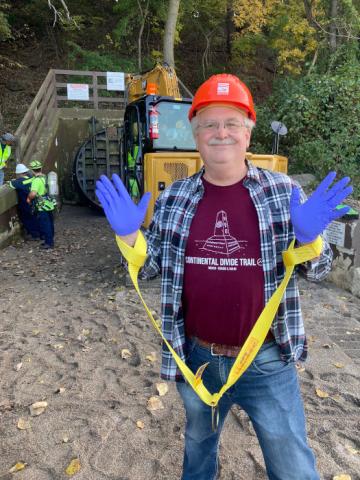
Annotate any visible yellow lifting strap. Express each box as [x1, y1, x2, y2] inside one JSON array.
[[116, 232, 323, 408]]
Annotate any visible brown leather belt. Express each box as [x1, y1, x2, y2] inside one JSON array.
[[192, 333, 274, 357]]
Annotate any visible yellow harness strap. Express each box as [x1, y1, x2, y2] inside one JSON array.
[[116, 232, 322, 407]]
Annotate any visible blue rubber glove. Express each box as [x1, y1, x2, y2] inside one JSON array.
[[290, 171, 353, 244], [96, 174, 151, 236]]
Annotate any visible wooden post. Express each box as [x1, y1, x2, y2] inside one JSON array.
[[51, 69, 58, 108], [93, 73, 98, 109]]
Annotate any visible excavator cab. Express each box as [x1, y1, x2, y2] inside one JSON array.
[[121, 95, 202, 225]]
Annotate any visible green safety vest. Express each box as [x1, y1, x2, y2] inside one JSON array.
[[127, 144, 140, 198], [0, 144, 11, 169], [24, 175, 56, 212]]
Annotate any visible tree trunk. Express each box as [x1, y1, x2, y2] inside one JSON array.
[[163, 0, 180, 67], [329, 0, 338, 51], [136, 0, 150, 71]]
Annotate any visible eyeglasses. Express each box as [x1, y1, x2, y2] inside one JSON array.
[[197, 120, 247, 133]]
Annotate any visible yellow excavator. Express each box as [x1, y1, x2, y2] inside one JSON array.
[[122, 63, 287, 226]]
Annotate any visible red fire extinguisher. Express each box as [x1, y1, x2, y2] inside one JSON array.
[[149, 105, 159, 140]]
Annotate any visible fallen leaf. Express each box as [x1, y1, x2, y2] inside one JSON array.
[[322, 344, 332, 349], [334, 363, 345, 369], [55, 387, 66, 394], [323, 304, 333, 310], [17, 418, 31, 430], [63, 435, 69, 443], [136, 420, 145, 429], [345, 445, 359, 455], [147, 396, 164, 411], [15, 362, 23, 371], [295, 364, 305, 372], [9, 462, 27, 473], [156, 383, 169, 396], [146, 352, 157, 363], [121, 349, 132, 359], [315, 388, 329, 399], [53, 344, 64, 350], [65, 458, 81, 476], [30, 401, 48, 416], [333, 475, 352, 480], [31, 401, 48, 409]]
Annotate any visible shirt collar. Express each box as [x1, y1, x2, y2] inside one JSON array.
[[191, 167, 205, 193], [190, 160, 261, 191], [244, 160, 261, 184]]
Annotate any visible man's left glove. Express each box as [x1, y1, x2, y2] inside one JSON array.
[[290, 171, 353, 244]]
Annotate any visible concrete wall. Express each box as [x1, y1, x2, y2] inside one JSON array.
[[326, 218, 360, 298], [0, 186, 21, 249], [49, 109, 123, 202]]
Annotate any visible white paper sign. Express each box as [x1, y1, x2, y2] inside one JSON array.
[[107, 72, 125, 91], [67, 83, 89, 101], [324, 221, 346, 247]]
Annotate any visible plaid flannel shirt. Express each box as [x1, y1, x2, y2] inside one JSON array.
[[142, 161, 333, 381]]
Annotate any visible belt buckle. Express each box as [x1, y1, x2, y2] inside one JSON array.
[[210, 343, 221, 356]]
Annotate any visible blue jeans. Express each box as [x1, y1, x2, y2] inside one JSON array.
[[177, 339, 319, 480], [0, 168, 4, 186], [37, 210, 54, 247]]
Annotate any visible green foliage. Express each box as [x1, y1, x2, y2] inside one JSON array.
[[0, 3, 11, 41], [112, 0, 168, 54], [67, 41, 138, 72], [252, 64, 360, 197]]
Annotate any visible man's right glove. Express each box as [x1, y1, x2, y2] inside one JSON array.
[[96, 174, 151, 236], [290, 171, 353, 244]]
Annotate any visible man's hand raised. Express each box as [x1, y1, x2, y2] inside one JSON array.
[[290, 171, 353, 244], [96, 174, 151, 237]]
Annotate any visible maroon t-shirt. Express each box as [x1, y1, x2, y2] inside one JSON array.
[[182, 177, 265, 346]]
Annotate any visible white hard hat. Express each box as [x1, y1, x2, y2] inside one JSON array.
[[15, 163, 29, 174], [1, 132, 16, 142]]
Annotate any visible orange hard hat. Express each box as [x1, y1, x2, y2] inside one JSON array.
[[188, 74, 256, 123]]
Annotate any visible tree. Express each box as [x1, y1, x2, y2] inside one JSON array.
[[136, 0, 150, 70], [163, 0, 181, 66]]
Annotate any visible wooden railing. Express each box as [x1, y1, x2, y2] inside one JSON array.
[[15, 69, 129, 164], [15, 70, 57, 164], [53, 69, 130, 109]]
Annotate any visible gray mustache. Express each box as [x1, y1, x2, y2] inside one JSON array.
[[208, 138, 237, 146]]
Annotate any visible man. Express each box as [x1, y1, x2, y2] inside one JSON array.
[[0, 132, 16, 186], [96, 74, 352, 480], [26, 160, 55, 249], [9, 163, 40, 240]]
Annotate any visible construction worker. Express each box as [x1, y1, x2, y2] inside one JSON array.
[[0, 132, 16, 186], [9, 163, 40, 240], [27, 160, 55, 249], [127, 144, 140, 199], [127, 121, 140, 199], [96, 74, 353, 480]]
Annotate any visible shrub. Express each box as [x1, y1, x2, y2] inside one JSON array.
[[252, 67, 360, 197]]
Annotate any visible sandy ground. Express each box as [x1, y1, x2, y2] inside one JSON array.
[[0, 205, 359, 480]]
